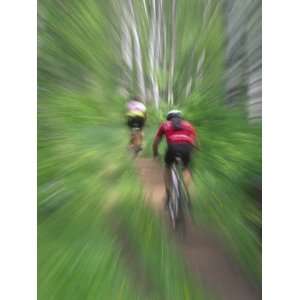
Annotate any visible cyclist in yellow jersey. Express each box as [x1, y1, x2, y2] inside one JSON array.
[[126, 96, 147, 152]]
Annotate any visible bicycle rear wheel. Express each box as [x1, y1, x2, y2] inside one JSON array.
[[168, 165, 185, 230], [168, 168, 178, 229]]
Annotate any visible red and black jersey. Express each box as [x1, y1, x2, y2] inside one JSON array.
[[155, 120, 196, 145]]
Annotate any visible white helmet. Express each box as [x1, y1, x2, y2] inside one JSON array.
[[166, 109, 182, 120]]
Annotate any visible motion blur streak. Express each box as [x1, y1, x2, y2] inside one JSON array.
[[38, 0, 261, 299]]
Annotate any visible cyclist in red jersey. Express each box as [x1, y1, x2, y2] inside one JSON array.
[[153, 110, 198, 203]]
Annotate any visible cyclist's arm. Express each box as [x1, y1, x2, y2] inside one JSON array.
[[189, 125, 200, 150], [153, 124, 164, 157], [193, 127, 201, 150], [152, 136, 161, 157]]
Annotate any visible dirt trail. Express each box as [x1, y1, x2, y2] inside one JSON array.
[[135, 158, 261, 300]]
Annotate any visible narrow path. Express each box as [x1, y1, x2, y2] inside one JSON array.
[[135, 158, 261, 300]]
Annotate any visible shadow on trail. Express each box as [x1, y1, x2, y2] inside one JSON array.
[[136, 157, 261, 300]]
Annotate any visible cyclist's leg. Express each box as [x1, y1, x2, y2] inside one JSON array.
[[182, 168, 192, 189], [164, 145, 175, 203], [133, 129, 139, 148], [136, 131, 142, 151], [127, 117, 139, 150], [134, 116, 145, 150], [139, 117, 146, 148], [136, 118, 143, 149], [140, 129, 144, 145], [177, 143, 194, 194], [127, 117, 135, 147]]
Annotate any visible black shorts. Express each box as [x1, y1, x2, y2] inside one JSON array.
[[127, 116, 145, 129], [165, 143, 193, 167]]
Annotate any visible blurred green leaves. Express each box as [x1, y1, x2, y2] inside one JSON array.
[[38, 0, 261, 298]]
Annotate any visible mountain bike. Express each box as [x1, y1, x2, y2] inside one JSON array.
[[167, 156, 191, 231], [130, 127, 143, 156]]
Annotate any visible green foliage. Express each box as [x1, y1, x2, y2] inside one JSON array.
[[38, 0, 261, 298]]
